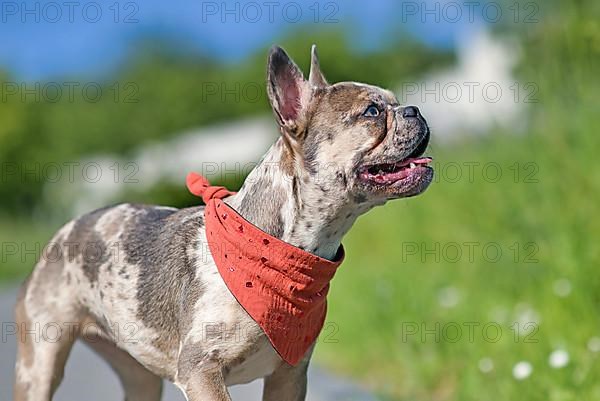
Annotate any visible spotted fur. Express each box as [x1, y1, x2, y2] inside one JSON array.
[[14, 45, 432, 401]]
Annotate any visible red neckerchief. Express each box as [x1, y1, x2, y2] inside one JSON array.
[[186, 172, 344, 366]]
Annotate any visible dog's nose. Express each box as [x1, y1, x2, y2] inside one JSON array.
[[402, 106, 420, 118]]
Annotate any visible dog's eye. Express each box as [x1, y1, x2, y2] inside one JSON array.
[[363, 105, 380, 117]]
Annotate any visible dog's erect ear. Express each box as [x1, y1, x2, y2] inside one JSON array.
[[309, 44, 328, 89], [267, 46, 312, 137]]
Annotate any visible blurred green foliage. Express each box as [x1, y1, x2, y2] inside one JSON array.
[[0, 29, 451, 215]]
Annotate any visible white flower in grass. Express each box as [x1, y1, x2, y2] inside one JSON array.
[[549, 349, 569, 368], [514, 303, 541, 335], [553, 278, 572, 297], [513, 361, 533, 380], [438, 286, 460, 308], [588, 337, 600, 353], [490, 306, 509, 324], [478, 357, 494, 373]]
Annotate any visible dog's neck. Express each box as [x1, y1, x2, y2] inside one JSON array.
[[225, 138, 370, 260]]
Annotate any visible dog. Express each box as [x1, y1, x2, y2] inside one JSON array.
[[14, 45, 433, 401]]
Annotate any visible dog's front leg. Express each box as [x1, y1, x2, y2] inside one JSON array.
[[262, 356, 311, 401], [179, 364, 232, 401]]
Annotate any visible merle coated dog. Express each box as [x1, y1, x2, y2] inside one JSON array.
[[14, 45, 433, 401]]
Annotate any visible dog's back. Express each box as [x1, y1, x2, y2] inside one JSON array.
[[14, 203, 205, 395]]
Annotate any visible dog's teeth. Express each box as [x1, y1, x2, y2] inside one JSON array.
[[410, 162, 416, 169]]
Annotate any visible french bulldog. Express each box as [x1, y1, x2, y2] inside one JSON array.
[[14, 45, 433, 401]]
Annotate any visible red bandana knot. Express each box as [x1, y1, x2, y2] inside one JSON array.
[[186, 172, 236, 204]]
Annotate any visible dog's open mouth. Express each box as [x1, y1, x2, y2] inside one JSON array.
[[357, 139, 434, 198], [358, 156, 432, 185]]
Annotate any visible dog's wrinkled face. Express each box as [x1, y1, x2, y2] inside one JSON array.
[[266, 45, 433, 203]]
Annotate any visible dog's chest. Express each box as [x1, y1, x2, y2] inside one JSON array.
[[224, 335, 281, 385], [182, 252, 283, 385]]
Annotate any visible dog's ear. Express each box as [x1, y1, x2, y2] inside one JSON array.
[[309, 44, 328, 89], [267, 46, 312, 139]]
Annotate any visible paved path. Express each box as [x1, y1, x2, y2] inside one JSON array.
[[0, 286, 378, 401]]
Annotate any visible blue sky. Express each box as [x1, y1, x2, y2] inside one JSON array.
[[0, 0, 481, 80]]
